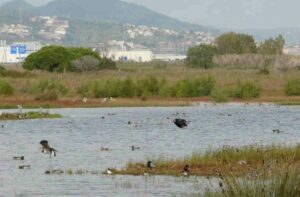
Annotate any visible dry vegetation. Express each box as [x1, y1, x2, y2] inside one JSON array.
[[0, 60, 300, 107]]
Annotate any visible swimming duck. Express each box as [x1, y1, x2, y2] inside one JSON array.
[[19, 165, 30, 169], [106, 168, 113, 175], [173, 119, 190, 128], [131, 146, 140, 151], [13, 156, 24, 160]]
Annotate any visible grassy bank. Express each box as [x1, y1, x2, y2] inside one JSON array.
[[0, 111, 62, 120], [0, 64, 300, 107], [115, 145, 300, 177]]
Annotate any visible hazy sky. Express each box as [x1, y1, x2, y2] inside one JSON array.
[[1, 0, 299, 29]]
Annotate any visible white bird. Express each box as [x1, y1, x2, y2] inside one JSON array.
[[82, 97, 88, 103], [106, 168, 113, 175]]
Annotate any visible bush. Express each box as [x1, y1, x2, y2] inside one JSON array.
[[30, 79, 68, 100], [173, 76, 215, 97], [285, 79, 300, 96], [71, 55, 100, 72], [186, 44, 217, 69], [258, 35, 285, 55], [211, 88, 229, 102], [0, 80, 14, 96], [231, 81, 260, 99]]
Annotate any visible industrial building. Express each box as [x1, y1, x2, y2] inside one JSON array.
[[0, 41, 42, 63]]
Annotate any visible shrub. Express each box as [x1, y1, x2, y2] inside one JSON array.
[[30, 79, 68, 100], [173, 76, 215, 97], [285, 79, 300, 96], [211, 87, 229, 102], [231, 81, 260, 99], [186, 44, 217, 69], [0, 80, 14, 96], [71, 56, 100, 72]]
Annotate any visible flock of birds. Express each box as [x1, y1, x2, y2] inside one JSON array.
[[13, 117, 191, 176]]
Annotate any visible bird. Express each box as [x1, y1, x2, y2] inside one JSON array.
[[106, 168, 113, 175], [131, 146, 140, 151], [182, 165, 190, 176], [13, 156, 24, 160], [147, 161, 155, 169], [40, 140, 57, 158], [19, 165, 30, 169], [173, 119, 190, 128], [273, 129, 285, 134], [100, 147, 110, 151]]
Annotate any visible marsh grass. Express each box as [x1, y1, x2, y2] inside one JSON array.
[[0, 80, 14, 96], [285, 79, 300, 96], [205, 169, 300, 197], [230, 81, 261, 99], [0, 111, 62, 120], [115, 145, 300, 177]]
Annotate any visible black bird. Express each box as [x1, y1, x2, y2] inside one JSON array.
[[147, 161, 155, 169], [173, 119, 190, 128], [182, 165, 190, 176], [13, 156, 24, 160], [40, 140, 57, 158], [131, 146, 140, 151], [19, 165, 30, 169]]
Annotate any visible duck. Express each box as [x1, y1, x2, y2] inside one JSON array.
[[131, 146, 140, 151], [182, 165, 190, 176], [19, 165, 30, 169], [100, 147, 110, 151], [173, 118, 190, 128], [13, 156, 24, 160], [40, 140, 57, 158], [273, 129, 285, 134], [147, 161, 155, 170]]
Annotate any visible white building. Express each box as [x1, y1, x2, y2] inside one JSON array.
[[283, 46, 300, 56], [0, 42, 42, 63], [154, 54, 187, 62], [105, 49, 153, 62]]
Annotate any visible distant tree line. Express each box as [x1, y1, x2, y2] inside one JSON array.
[[187, 32, 285, 68], [23, 46, 116, 72]]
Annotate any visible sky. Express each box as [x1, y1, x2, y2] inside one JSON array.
[[1, 0, 299, 29]]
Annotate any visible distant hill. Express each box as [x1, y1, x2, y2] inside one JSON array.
[[0, 0, 34, 24], [36, 0, 215, 32]]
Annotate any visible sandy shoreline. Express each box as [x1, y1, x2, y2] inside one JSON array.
[[0, 96, 299, 109]]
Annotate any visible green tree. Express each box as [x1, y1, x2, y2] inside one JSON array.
[[23, 45, 116, 72], [258, 35, 285, 55], [216, 32, 257, 54], [186, 44, 217, 69]]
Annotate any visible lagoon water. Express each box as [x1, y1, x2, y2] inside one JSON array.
[[0, 103, 299, 196]]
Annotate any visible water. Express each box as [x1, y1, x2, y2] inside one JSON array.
[[0, 103, 299, 196]]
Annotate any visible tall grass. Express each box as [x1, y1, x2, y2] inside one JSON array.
[[285, 79, 300, 96], [0, 80, 14, 96], [29, 79, 68, 100], [231, 81, 260, 99], [77, 76, 215, 98], [205, 170, 300, 197]]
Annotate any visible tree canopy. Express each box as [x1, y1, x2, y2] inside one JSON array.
[[23, 46, 116, 72], [215, 32, 257, 54]]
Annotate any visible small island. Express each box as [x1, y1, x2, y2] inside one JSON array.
[[0, 111, 62, 120]]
